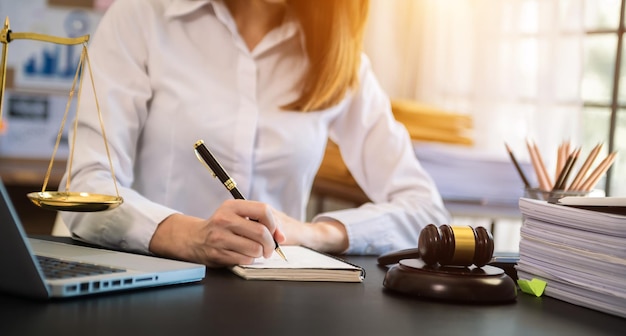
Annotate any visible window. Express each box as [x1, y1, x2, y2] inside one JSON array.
[[365, 0, 625, 196], [581, 0, 625, 196]]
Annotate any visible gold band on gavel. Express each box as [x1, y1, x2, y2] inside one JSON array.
[[450, 226, 475, 265]]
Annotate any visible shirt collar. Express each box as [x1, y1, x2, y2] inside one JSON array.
[[164, 0, 213, 19], [164, 0, 302, 56]]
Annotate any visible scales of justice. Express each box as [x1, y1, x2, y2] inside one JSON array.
[[0, 17, 123, 212]]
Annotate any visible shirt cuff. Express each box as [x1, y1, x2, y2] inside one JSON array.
[[313, 206, 395, 255]]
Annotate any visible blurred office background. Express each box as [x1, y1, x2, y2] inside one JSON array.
[[1, 0, 625, 253]]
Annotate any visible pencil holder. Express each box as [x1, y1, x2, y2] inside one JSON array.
[[524, 188, 590, 203]]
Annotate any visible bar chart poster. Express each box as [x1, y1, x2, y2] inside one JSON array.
[[1, 1, 103, 91]]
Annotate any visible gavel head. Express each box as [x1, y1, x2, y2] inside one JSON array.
[[418, 224, 494, 267]]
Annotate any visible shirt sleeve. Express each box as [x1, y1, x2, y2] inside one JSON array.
[[313, 55, 451, 255], [59, 0, 177, 254]]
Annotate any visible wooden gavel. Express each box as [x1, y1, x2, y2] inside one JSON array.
[[377, 224, 494, 267]]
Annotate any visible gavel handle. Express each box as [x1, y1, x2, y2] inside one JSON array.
[[377, 248, 421, 266]]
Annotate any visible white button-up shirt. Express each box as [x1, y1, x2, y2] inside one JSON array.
[[61, 0, 450, 255]]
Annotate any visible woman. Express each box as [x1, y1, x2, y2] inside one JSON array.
[[60, 0, 450, 267]]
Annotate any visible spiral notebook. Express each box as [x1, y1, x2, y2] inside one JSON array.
[[230, 246, 365, 282]]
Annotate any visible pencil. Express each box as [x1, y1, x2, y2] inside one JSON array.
[[533, 142, 553, 189], [553, 147, 580, 191], [555, 142, 565, 183], [526, 140, 551, 191], [579, 151, 618, 191], [505, 142, 531, 188], [568, 143, 602, 191]]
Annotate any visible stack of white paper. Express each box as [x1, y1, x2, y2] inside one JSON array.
[[517, 198, 626, 318]]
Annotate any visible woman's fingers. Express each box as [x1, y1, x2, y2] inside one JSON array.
[[152, 200, 286, 267], [207, 199, 280, 260]]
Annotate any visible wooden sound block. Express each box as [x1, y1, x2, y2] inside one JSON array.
[[383, 258, 517, 304]]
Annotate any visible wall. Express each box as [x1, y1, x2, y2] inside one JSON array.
[[0, 0, 110, 233]]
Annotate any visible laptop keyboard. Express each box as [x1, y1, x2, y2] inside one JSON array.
[[36, 255, 126, 279]]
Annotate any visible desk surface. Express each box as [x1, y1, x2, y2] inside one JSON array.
[[1, 238, 624, 336]]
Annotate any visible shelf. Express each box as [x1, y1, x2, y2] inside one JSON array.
[[0, 157, 66, 187]]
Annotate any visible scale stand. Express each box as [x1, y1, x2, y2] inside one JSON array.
[[0, 16, 122, 212]]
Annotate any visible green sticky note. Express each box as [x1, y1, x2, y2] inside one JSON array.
[[517, 278, 547, 297]]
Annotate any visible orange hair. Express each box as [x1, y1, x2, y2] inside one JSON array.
[[284, 0, 370, 112]]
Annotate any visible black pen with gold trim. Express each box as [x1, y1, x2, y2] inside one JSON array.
[[193, 139, 287, 261]]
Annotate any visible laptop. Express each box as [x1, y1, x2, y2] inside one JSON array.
[[0, 179, 206, 299]]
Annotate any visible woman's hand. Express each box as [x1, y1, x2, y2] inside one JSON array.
[[272, 209, 349, 254], [148, 199, 286, 267]]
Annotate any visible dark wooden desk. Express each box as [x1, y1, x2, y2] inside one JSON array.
[[0, 238, 623, 336]]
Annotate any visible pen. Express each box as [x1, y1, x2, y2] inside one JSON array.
[[193, 139, 288, 261]]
